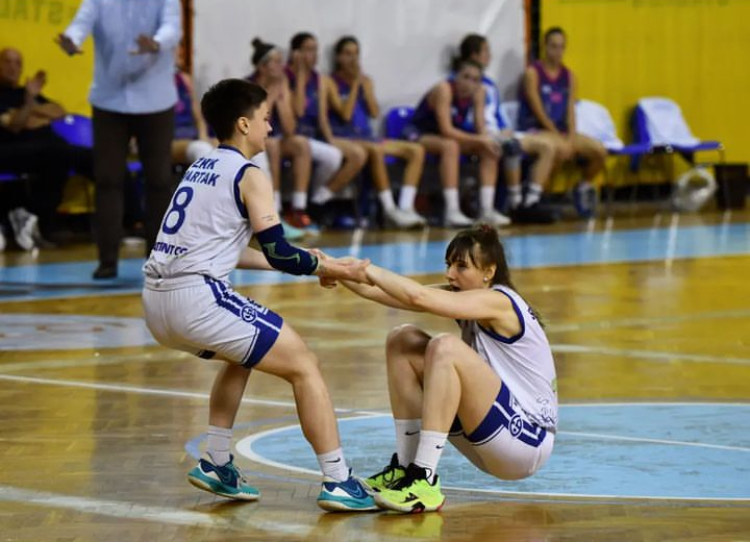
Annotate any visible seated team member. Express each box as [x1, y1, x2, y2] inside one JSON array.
[[0, 47, 86, 248], [141, 78, 377, 512], [459, 34, 557, 223], [172, 40, 214, 165], [517, 27, 607, 218], [286, 32, 366, 214], [408, 58, 509, 228], [334, 224, 557, 513], [326, 36, 425, 229], [247, 38, 316, 235]]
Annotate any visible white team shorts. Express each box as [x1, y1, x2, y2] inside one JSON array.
[[142, 276, 283, 368], [448, 382, 555, 480]]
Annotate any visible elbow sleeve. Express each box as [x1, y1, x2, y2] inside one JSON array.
[[256, 223, 318, 276]]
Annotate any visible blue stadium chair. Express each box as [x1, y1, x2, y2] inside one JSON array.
[[51, 114, 93, 148], [632, 97, 724, 161], [383, 106, 415, 140], [575, 99, 655, 210], [631, 97, 724, 204]]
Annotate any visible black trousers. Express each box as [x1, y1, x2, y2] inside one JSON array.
[[92, 106, 174, 266], [0, 131, 75, 235]]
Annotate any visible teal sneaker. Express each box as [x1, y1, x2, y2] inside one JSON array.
[[187, 454, 260, 501], [317, 469, 379, 512], [364, 453, 406, 493]]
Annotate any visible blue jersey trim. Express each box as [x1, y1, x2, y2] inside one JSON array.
[[476, 288, 525, 344], [218, 144, 246, 157], [233, 163, 258, 219], [466, 382, 548, 447]]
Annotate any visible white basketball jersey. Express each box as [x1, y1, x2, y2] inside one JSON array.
[[459, 285, 558, 431], [143, 145, 256, 283]]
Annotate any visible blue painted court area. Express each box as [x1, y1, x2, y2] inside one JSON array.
[[1, 223, 749, 301], [237, 404, 750, 501]]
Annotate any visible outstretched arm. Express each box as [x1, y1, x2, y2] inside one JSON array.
[[364, 264, 513, 321], [340, 279, 421, 311]]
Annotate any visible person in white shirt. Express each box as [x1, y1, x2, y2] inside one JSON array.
[[57, 0, 182, 279]]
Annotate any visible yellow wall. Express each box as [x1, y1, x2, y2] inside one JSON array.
[[0, 0, 92, 115], [542, 0, 750, 164]]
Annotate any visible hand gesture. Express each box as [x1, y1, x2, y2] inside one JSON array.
[[25, 71, 46, 99], [55, 34, 82, 56], [133, 34, 160, 55]]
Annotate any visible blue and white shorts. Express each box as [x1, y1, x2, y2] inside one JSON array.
[[449, 382, 555, 480], [143, 276, 283, 368]]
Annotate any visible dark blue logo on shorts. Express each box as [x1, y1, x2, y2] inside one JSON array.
[[240, 305, 257, 323], [509, 414, 523, 438]]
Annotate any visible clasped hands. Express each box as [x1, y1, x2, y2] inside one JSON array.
[[309, 249, 372, 289]]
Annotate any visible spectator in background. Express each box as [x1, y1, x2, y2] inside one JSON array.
[[517, 27, 607, 219], [286, 32, 366, 223], [458, 34, 557, 223], [248, 38, 316, 235], [172, 40, 214, 165], [0, 47, 83, 250], [57, 0, 182, 279], [408, 58, 509, 228], [326, 36, 426, 229]]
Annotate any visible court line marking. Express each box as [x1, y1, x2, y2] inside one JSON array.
[[0, 373, 383, 416], [0, 484, 332, 537], [236, 410, 750, 503], [0, 484, 232, 529]]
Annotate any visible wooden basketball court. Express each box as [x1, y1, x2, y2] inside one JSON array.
[[1, 210, 748, 541]]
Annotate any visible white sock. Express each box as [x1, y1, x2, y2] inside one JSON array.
[[378, 190, 396, 212], [413, 430, 448, 483], [398, 185, 417, 211], [312, 186, 334, 205], [480, 185, 496, 214], [508, 185, 522, 209], [443, 188, 460, 213], [524, 182, 543, 207], [317, 447, 350, 482], [394, 418, 421, 466], [292, 191, 307, 211], [207, 425, 232, 466], [273, 191, 282, 213]]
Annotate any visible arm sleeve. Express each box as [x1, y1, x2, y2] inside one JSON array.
[[255, 223, 318, 276], [153, 0, 182, 50], [64, 0, 98, 47]]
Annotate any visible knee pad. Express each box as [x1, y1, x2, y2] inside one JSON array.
[[501, 137, 522, 158]]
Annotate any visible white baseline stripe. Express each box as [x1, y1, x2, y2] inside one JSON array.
[[0, 485, 230, 529], [0, 373, 383, 416]]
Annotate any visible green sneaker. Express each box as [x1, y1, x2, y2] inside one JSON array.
[[374, 463, 445, 513], [280, 218, 305, 241], [364, 453, 406, 493]]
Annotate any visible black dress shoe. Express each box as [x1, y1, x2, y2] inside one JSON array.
[[92, 264, 118, 279]]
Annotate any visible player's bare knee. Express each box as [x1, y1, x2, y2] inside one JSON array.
[[386, 324, 424, 352], [425, 333, 461, 363]]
